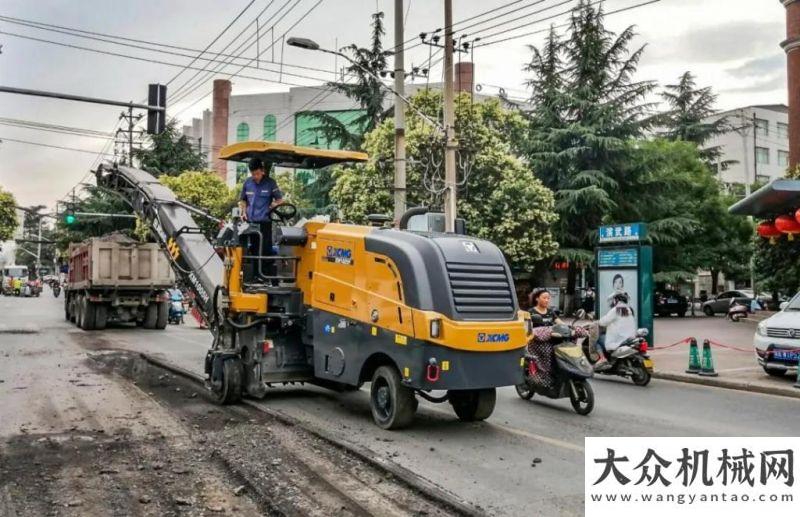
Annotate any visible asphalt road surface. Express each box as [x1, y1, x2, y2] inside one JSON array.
[[1, 294, 798, 516]]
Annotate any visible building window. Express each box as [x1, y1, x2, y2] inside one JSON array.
[[755, 118, 769, 137], [236, 122, 250, 142], [779, 150, 789, 167], [755, 146, 770, 165], [778, 122, 789, 139], [263, 115, 277, 141]]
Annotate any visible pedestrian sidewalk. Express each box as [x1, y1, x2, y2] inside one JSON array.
[[650, 324, 800, 399]]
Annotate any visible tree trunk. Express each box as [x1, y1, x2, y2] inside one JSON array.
[[710, 269, 719, 295], [565, 264, 577, 314]]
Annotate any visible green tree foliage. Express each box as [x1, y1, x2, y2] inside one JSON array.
[[159, 171, 239, 236], [133, 120, 206, 176], [522, 1, 654, 279], [0, 187, 19, 242], [658, 71, 730, 164], [625, 140, 752, 288], [307, 11, 391, 150], [55, 186, 136, 250], [331, 89, 558, 271]]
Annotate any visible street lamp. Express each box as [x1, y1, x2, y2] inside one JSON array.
[[287, 37, 443, 132]]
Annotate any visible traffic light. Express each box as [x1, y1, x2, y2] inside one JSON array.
[[64, 208, 76, 225], [147, 83, 167, 135]]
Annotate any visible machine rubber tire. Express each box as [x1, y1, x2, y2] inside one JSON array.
[[155, 302, 169, 330], [80, 298, 96, 331], [569, 380, 594, 415], [449, 388, 496, 422], [64, 297, 71, 321], [763, 367, 785, 378], [631, 364, 651, 386], [212, 358, 243, 405], [142, 303, 158, 329], [369, 366, 416, 430], [94, 304, 108, 330], [703, 306, 714, 317], [515, 382, 534, 400]]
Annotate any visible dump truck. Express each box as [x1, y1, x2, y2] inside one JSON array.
[[64, 235, 174, 330], [94, 141, 531, 429]]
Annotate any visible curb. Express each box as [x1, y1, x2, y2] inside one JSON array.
[[652, 371, 800, 399]]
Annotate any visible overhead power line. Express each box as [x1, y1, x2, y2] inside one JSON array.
[[0, 136, 116, 156]]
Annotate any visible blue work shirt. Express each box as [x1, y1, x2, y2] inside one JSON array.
[[240, 176, 283, 222]]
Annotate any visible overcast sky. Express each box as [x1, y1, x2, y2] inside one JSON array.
[[0, 0, 788, 210]]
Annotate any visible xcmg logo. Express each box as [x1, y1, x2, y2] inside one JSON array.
[[477, 332, 510, 343], [325, 246, 353, 265]]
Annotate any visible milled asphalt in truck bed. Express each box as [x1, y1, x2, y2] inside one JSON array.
[[3, 294, 799, 516]]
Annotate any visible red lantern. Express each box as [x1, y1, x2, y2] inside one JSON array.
[[775, 215, 800, 241], [757, 221, 782, 244], [795, 207, 800, 225]]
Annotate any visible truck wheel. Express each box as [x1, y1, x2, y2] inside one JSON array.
[[212, 358, 243, 404], [64, 296, 71, 321], [80, 298, 96, 331], [94, 304, 108, 330], [369, 366, 416, 430], [142, 303, 158, 329], [449, 389, 496, 422], [75, 296, 83, 327], [155, 302, 169, 330]]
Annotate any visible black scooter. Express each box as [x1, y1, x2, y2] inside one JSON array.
[[583, 326, 652, 386], [515, 315, 595, 415]]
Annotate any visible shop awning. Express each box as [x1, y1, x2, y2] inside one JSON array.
[[728, 179, 800, 217]]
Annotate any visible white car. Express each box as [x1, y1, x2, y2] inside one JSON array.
[[754, 293, 800, 377]]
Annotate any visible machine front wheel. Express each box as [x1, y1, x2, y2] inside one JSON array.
[[569, 380, 594, 415], [449, 388, 496, 421], [515, 381, 534, 400], [369, 366, 416, 430], [211, 358, 243, 405]]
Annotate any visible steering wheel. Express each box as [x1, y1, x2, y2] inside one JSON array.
[[270, 202, 297, 223]]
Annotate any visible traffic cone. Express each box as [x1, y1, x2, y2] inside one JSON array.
[[685, 338, 701, 374], [699, 339, 718, 377]]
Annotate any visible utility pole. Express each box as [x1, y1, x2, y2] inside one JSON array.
[[442, 0, 457, 232], [393, 0, 407, 224], [119, 106, 143, 166]]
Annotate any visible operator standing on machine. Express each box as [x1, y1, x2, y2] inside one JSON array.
[[238, 158, 284, 278]]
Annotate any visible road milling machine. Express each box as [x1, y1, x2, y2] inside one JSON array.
[[95, 141, 532, 429]]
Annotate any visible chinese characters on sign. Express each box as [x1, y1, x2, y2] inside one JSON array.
[[598, 223, 646, 243], [586, 437, 799, 516]]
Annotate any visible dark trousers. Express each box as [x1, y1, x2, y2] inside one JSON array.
[[247, 221, 275, 279]]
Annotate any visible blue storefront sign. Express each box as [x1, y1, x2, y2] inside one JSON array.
[[598, 223, 647, 244]]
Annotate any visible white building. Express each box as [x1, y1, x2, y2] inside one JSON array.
[[704, 104, 789, 186]]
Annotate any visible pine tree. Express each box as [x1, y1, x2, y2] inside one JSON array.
[[659, 71, 729, 164], [523, 1, 655, 302], [307, 11, 392, 150]]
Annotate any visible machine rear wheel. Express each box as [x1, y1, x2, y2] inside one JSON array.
[[369, 366, 416, 430], [211, 358, 243, 405], [569, 380, 594, 415], [449, 389, 496, 421]]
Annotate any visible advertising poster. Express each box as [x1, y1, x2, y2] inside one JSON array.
[[597, 269, 639, 320]]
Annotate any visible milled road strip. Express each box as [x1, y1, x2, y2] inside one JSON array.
[[140, 352, 484, 517]]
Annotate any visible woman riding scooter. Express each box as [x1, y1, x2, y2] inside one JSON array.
[[594, 291, 637, 371], [517, 289, 595, 414]]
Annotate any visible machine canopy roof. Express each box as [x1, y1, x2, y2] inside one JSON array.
[[729, 179, 800, 218], [219, 141, 368, 169]]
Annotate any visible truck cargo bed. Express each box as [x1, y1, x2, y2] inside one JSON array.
[[67, 237, 174, 290]]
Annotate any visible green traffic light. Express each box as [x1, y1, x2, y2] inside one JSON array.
[[65, 214, 76, 225]]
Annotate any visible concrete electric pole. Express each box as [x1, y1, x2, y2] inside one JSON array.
[[393, 0, 407, 224], [442, 0, 457, 233]]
